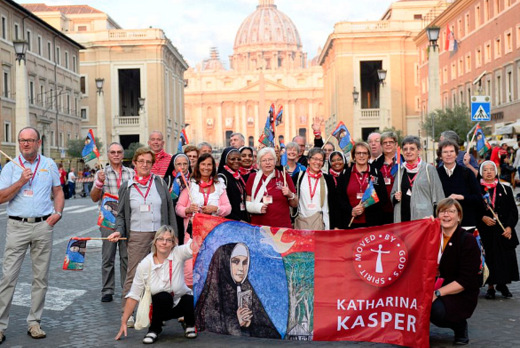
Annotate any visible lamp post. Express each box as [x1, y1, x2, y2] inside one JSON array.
[[95, 78, 107, 163], [426, 26, 441, 162], [14, 40, 29, 156], [377, 69, 387, 86], [377, 68, 388, 128], [352, 87, 359, 104]]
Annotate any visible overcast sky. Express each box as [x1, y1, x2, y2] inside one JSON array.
[[24, 0, 395, 67]]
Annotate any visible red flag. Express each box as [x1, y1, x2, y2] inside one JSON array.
[[313, 219, 440, 347], [444, 24, 451, 51], [396, 146, 401, 165]]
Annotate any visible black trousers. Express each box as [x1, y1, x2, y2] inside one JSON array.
[[149, 292, 194, 334], [430, 298, 467, 335]]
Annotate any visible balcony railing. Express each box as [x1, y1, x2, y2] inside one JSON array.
[[114, 115, 140, 126], [360, 109, 380, 119]]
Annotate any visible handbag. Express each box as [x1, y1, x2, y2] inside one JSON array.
[[294, 211, 324, 230], [134, 263, 153, 330]]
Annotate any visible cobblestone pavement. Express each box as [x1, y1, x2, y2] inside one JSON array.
[[0, 197, 518, 347]]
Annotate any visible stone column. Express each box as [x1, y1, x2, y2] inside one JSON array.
[[15, 59, 29, 156]]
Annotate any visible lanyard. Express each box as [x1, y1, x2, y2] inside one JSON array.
[[116, 167, 123, 189], [200, 185, 211, 206], [381, 163, 393, 178], [307, 173, 320, 202], [133, 177, 153, 203], [407, 172, 419, 188], [354, 169, 369, 192], [490, 187, 497, 208], [19, 155, 40, 188]]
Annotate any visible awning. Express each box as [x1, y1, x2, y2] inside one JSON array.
[[495, 122, 520, 135]]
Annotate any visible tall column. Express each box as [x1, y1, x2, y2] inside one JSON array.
[[15, 59, 29, 156], [254, 104, 259, 144], [96, 89, 107, 163], [428, 44, 441, 162], [290, 101, 296, 139], [216, 103, 223, 148], [241, 103, 247, 138]]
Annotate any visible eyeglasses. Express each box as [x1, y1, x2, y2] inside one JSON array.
[[136, 160, 153, 166], [109, 151, 123, 155], [439, 209, 458, 215], [18, 139, 38, 144], [228, 157, 241, 161], [382, 141, 395, 145], [309, 156, 324, 163], [260, 158, 275, 164], [156, 237, 173, 244], [355, 152, 369, 156]]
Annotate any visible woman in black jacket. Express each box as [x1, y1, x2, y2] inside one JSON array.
[[218, 147, 249, 222]]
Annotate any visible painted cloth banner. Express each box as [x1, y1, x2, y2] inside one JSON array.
[[97, 193, 119, 230], [193, 215, 439, 347]]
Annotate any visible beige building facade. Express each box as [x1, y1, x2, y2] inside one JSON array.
[[319, 0, 449, 141], [0, 0, 82, 160], [184, 0, 323, 149], [24, 4, 189, 156], [415, 0, 520, 132]]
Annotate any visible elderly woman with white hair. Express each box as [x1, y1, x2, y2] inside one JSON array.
[[245, 147, 298, 228], [477, 160, 519, 299], [283, 141, 306, 177]]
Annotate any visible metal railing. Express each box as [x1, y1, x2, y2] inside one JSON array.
[[114, 115, 140, 126]]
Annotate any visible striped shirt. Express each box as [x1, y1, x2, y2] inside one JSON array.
[[151, 150, 172, 178], [94, 165, 135, 197]]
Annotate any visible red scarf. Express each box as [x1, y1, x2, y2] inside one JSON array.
[[329, 169, 341, 177], [199, 178, 214, 189], [134, 174, 152, 186], [307, 168, 322, 179], [225, 165, 242, 180], [239, 167, 253, 176], [404, 158, 422, 172], [480, 179, 498, 189]]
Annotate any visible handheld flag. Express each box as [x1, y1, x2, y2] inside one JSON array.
[[280, 138, 287, 167], [63, 238, 87, 270], [97, 193, 118, 230], [391, 147, 401, 176], [275, 105, 283, 126], [82, 129, 100, 162], [360, 179, 380, 208], [177, 129, 189, 154], [474, 124, 491, 157], [170, 171, 182, 200], [331, 122, 354, 154], [259, 108, 275, 147]]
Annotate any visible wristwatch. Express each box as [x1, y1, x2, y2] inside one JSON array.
[[434, 290, 441, 297], [54, 211, 62, 217]]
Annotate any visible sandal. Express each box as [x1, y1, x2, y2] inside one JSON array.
[[143, 332, 158, 344], [185, 327, 197, 339]]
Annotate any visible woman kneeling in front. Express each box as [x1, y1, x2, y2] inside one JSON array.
[[431, 198, 481, 345], [116, 225, 197, 344]]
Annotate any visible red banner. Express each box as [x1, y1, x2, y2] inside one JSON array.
[[313, 219, 440, 347]]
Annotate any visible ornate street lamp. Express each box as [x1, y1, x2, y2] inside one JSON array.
[[426, 26, 441, 50], [138, 97, 146, 111], [13, 40, 28, 63], [377, 69, 387, 85], [352, 87, 359, 104], [95, 78, 104, 95]]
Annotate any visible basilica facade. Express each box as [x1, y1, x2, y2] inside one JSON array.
[[184, 0, 323, 149]]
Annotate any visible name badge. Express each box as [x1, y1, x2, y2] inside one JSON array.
[[140, 204, 151, 212], [406, 189, 412, 196], [356, 192, 363, 199], [307, 203, 317, 210], [240, 202, 246, 211], [263, 195, 273, 204], [23, 189, 34, 197], [384, 177, 392, 185]]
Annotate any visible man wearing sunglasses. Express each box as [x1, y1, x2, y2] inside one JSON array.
[[91, 142, 134, 304]]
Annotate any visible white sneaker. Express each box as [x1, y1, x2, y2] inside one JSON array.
[[127, 315, 135, 328]]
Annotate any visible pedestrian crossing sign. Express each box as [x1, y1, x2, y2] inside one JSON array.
[[471, 96, 491, 121]]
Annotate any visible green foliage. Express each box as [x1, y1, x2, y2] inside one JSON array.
[[124, 142, 145, 160], [420, 105, 474, 144], [66, 138, 103, 158]]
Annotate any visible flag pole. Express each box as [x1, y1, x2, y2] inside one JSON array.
[[485, 202, 507, 233], [283, 166, 287, 187], [397, 146, 402, 193], [466, 122, 479, 154], [179, 171, 194, 203], [0, 149, 24, 170], [72, 237, 128, 240], [320, 135, 332, 149]]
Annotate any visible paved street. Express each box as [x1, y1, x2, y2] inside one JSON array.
[[0, 196, 518, 347]]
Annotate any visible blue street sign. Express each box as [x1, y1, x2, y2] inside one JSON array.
[[471, 96, 491, 121]]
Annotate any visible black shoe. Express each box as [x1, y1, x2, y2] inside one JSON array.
[[485, 288, 496, 299], [496, 284, 513, 298], [101, 294, 113, 302], [453, 321, 469, 345]]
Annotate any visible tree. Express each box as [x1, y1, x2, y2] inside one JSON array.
[[124, 142, 144, 160], [66, 138, 103, 158], [421, 105, 474, 144], [381, 127, 404, 145]]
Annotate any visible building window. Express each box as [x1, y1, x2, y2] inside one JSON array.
[[29, 81, 34, 104], [465, 13, 470, 34], [47, 41, 52, 60], [2, 71, 11, 98], [26, 30, 31, 51], [494, 0, 500, 13], [476, 48, 482, 67], [80, 107, 87, 120], [484, 0, 490, 21], [1, 16, 6, 40], [55, 47, 60, 65], [37, 35, 42, 55], [74, 97, 78, 116], [77, 25, 87, 32], [465, 53, 471, 73], [443, 67, 448, 85], [14, 23, 18, 40], [485, 41, 492, 63], [494, 36, 501, 58], [451, 62, 456, 80], [50, 131, 54, 146], [458, 19, 463, 38], [475, 5, 481, 27], [59, 132, 63, 147], [4, 122, 11, 143], [80, 76, 86, 94], [458, 58, 464, 77], [40, 85, 45, 106], [50, 88, 54, 109], [506, 70, 513, 102], [66, 94, 70, 114], [495, 74, 502, 106], [72, 56, 77, 73], [64, 51, 69, 69], [505, 30, 512, 53]]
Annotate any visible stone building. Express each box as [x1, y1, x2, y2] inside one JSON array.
[[184, 0, 324, 149], [415, 0, 520, 132], [0, 0, 83, 160], [23, 3, 189, 157], [319, 0, 450, 141]]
